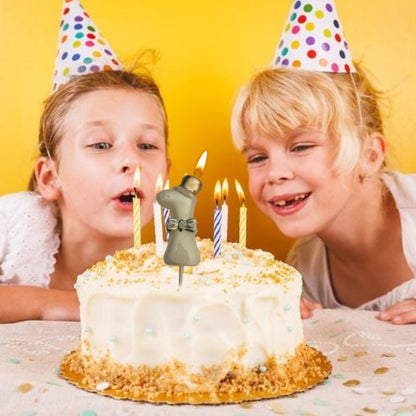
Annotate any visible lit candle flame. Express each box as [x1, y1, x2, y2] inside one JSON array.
[[193, 150, 208, 177], [133, 165, 141, 193], [221, 178, 229, 202], [214, 180, 221, 205], [155, 174, 164, 194], [164, 179, 170, 190], [235, 179, 245, 205]]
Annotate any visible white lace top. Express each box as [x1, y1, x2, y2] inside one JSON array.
[[0, 192, 60, 288], [287, 170, 416, 311]]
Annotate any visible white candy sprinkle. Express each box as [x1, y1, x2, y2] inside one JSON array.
[[352, 387, 370, 395], [401, 387, 416, 396], [258, 365, 267, 373], [96, 381, 110, 391], [105, 255, 113, 262], [389, 395, 405, 403]]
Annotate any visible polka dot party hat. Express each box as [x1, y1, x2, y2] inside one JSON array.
[[272, 0, 355, 73], [52, 0, 123, 92]]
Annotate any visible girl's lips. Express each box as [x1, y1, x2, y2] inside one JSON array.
[[268, 192, 311, 216]]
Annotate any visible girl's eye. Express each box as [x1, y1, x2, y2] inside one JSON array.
[[139, 143, 157, 150], [291, 144, 314, 152], [247, 154, 268, 164], [89, 142, 111, 150]]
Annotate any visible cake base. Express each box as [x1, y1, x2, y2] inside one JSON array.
[[60, 343, 331, 404]]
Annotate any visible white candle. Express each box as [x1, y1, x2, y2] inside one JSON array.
[[133, 166, 141, 247], [154, 174, 164, 256], [220, 178, 229, 242]]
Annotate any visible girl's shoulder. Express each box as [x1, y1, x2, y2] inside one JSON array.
[[382, 170, 416, 208], [0, 191, 58, 215], [0, 191, 60, 287]]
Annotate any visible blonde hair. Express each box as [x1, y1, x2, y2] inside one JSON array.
[[231, 64, 386, 174], [28, 69, 168, 191]]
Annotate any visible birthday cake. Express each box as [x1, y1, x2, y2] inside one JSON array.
[[61, 239, 330, 404]]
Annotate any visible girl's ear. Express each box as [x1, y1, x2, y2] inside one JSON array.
[[35, 157, 61, 201], [360, 132, 386, 177]]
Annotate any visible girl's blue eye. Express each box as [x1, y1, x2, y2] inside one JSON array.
[[248, 155, 267, 164], [139, 143, 157, 150], [292, 144, 313, 152], [90, 142, 111, 150]]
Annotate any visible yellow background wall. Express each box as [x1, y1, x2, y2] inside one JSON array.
[[1, 0, 416, 260]]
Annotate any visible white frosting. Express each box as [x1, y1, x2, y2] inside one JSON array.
[[76, 239, 303, 378]]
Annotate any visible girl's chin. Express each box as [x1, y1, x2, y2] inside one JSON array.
[[273, 221, 314, 239]]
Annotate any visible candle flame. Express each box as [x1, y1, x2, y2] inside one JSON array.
[[133, 165, 141, 191], [214, 180, 221, 205], [155, 174, 164, 193], [235, 179, 245, 204], [164, 179, 170, 190], [193, 150, 207, 177], [221, 178, 229, 201]]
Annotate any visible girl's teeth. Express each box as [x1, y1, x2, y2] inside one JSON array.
[[274, 193, 307, 207]]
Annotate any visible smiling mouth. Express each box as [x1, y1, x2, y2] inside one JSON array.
[[271, 192, 311, 208]]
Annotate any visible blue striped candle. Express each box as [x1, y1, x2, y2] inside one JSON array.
[[163, 179, 170, 241], [163, 207, 170, 241], [213, 180, 222, 257], [213, 205, 222, 257]]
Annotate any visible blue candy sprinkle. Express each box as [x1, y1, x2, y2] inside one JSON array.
[[46, 380, 61, 386], [284, 304, 291, 311], [105, 255, 113, 262], [287, 326, 294, 333], [7, 358, 21, 364], [145, 327, 153, 335], [242, 316, 250, 325], [258, 365, 267, 373], [313, 398, 329, 406], [333, 373, 346, 380], [78, 411, 97, 416]]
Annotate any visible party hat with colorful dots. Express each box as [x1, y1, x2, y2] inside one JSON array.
[[52, 0, 123, 92], [272, 0, 355, 73]]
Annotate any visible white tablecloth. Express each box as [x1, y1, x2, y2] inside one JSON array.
[[1, 309, 416, 416]]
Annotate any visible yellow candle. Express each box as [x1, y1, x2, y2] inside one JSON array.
[[239, 203, 247, 249], [133, 166, 141, 247], [235, 180, 247, 249]]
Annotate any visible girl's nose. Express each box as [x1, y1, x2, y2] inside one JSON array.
[[118, 146, 140, 174], [267, 159, 294, 184]]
